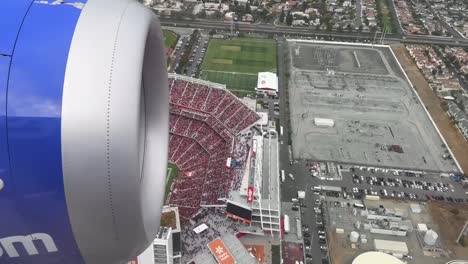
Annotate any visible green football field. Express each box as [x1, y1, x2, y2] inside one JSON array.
[[163, 30, 178, 49], [165, 163, 179, 203], [200, 38, 277, 92]]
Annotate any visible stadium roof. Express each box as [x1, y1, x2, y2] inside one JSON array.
[[161, 206, 181, 232], [352, 252, 404, 264], [256, 112, 268, 127], [256, 72, 278, 92], [190, 234, 257, 264]]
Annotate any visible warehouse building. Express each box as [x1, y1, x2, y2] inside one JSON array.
[[256, 72, 278, 96], [374, 239, 409, 255], [314, 117, 334, 127]]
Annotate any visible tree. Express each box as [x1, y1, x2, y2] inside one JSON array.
[[358, 24, 363, 32], [337, 25, 343, 32], [450, 208, 460, 215], [364, 17, 369, 26], [246, 3, 251, 13], [440, 101, 448, 111], [346, 24, 352, 32], [286, 13, 293, 26], [198, 10, 207, 18], [213, 10, 222, 19], [279, 9, 285, 23], [209, 29, 217, 35], [302, 1, 308, 12]]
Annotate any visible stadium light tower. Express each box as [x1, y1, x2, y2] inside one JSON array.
[[0, 0, 168, 263]]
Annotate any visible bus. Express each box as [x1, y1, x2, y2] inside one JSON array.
[[281, 170, 285, 182]]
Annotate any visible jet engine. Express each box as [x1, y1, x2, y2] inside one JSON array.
[[0, 0, 168, 263]]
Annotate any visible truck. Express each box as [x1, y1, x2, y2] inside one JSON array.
[[298, 191, 306, 199], [365, 195, 380, 201], [320, 185, 342, 193], [296, 218, 302, 239], [281, 170, 285, 183], [353, 203, 365, 209]]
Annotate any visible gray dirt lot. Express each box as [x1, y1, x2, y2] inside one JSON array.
[[288, 42, 458, 173]]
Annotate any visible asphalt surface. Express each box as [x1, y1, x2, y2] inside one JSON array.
[[169, 35, 188, 72], [277, 40, 323, 264], [186, 34, 209, 77], [169, 33, 208, 77]]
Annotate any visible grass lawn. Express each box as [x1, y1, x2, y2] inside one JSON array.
[[201, 71, 258, 92], [163, 30, 178, 49], [201, 38, 277, 91], [165, 163, 179, 203], [376, 0, 394, 33]]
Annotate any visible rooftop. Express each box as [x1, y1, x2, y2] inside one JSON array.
[[352, 251, 405, 264]]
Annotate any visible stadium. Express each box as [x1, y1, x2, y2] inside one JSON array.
[[167, 73, 259, 221], [165, 74, 281, 263]]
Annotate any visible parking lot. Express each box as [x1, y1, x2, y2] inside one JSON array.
[[339, 165, 468, 203], [287, 41, 459, 172], [171, 33, 209, 77], [277, 40, 468, 264]]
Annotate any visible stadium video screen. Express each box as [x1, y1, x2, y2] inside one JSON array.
[[226, 202, 252, 221]]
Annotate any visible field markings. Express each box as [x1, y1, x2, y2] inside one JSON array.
[[203, 70, 258, 75], [166, 167, 173, 184], [220, 45, 241, 52], [210, 59, 233, 65]]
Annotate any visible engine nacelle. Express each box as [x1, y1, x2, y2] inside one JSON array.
[[0, 0, 169, 263]]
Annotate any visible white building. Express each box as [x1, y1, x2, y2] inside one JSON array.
[[256, 72, 278, 96], [353, 252, 404, 264], [374, 239, 408, 255], [128, 244, 155, 264], [314, 117, 334, 127], [256, 112, 269, 128], [154, 227, 174, 264]]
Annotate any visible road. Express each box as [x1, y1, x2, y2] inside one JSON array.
[[160, 19, 468, 47], [277, 40, 326, 264]]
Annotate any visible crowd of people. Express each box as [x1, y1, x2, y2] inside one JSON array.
[[169, 78, 259, 134], [167, 77, 259, 221], [181, 208, 240, 263]]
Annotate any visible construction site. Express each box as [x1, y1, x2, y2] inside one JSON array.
[[323, 197, 468, 264], [287, 41, 460, 173]]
